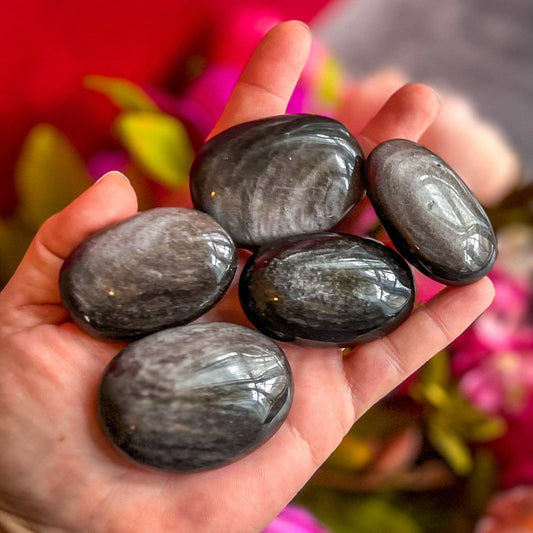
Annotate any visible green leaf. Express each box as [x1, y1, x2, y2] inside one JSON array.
[[351, 400, 417, 440], [463, 416, 506, 442], [438, 389, 506, 443], [15, 124, 91, 229], [0, 217, 34, 287], [420, 351, 450, 387], [344, 498, 424, 533], [299, 491, 423, 533], [420, 382, 451, 410], [317, 57, 344, 106], [84, 75, 158, 111], [115, 112, 194, 189], [428, 419, 473, 476], [326, 433, 374, 471], [465, 449, 499, 518]]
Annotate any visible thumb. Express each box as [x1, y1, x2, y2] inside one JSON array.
[[0, 172, 137, 329]]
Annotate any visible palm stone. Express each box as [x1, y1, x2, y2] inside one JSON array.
[[364, 139, 497, 285], [189, 114, 365, 248], [98, 322, 293, 472], [59, 208, 236, 340], [239, 233, 415, 346]]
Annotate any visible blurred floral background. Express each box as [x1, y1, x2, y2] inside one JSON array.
[[1, 1, 532, 532]]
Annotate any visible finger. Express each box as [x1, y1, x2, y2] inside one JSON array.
[[1, 172, 137, 327], [419, 93, 520, 206], [207, 20, 312, 140], [336, 83, 440, 235], [167, 279, 495, 530], [343, 277, 495, 418], [338, 68, 408, 136], [357, 83, 440, 155]]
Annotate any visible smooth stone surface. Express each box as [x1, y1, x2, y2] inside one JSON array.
[[364, 139, 497, 285], [239, 233, 415, 346], [98, 322, 293, 472], [59, 208, 237, 340], [189, 114, 365, 248]]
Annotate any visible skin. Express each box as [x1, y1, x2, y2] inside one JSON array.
[[338, 69, 520, 207], [0, 21, 495, 533]]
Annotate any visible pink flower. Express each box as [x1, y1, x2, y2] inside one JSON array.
[[452, 268, 533, 375], [490, 395, 533, 488], [150, 61, 311, 144], [499, 457, 533, 489], [459, 350, 533, 415], [450, 268, 533, 487], [471, 271, 533, 352], [475, 486, 533, 533], [169, 64, 241, 141], [263, 505, 330, 533], [146, 9, 314, 143]]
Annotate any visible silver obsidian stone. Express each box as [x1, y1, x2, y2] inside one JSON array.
[[239, 233, 415, 346], [364, 139, 497, 285], [98, 322, 293, 472], [59, 208, 237, 340], [189, 114, 365, 248]]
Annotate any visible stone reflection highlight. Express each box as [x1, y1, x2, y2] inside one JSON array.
[[190, 114, 365, 248], [59, 208, 237, 340], [239, 233, 415, 346], [98, 323, 293, 472], [364, 139, 497, 285]]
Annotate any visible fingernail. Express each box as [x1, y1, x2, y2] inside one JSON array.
[[95, 171, 130, 184], [292, 20, 311, 34]]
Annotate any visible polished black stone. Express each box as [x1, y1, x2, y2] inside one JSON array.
[[364, 139, 497, 285], [239, 233, 415, 346], [59, 208, 237, 340], [189, 114, 365, 248], [98, 322, 293, 472]]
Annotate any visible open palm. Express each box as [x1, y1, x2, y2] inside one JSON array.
[[0, 22, 494, 533]]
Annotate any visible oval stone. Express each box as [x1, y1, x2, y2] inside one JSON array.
[[364, 139, 497, 285], [189, 114, 365, 248], [98, 322, 293, 472], [59, 208, 237, 340], [239, 233, 415, 346]]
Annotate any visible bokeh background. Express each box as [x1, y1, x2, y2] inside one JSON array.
[[1, 1, 532, 532]]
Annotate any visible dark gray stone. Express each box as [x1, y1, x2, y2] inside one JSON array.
[[364, 139, 497, 285], [59, 208, 237, 340], [98, 322, 293, 472], [189, 114, 365, 248], [239, 233, 415, 346]]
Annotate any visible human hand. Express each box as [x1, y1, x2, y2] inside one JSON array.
[[0, 21, 495, 533], [338, 69, 520, 206]]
